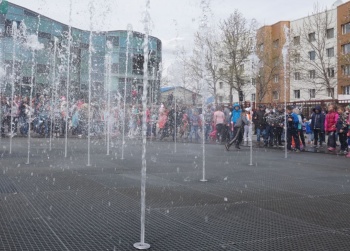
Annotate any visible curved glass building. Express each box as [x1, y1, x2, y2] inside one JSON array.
[[0, 1, 162, 103]]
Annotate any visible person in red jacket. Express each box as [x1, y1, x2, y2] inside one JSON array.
[[324, 103, 339, 152]]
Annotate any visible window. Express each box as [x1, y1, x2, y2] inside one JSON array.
[[342, 65, 350, 75], [294, 72, 301, 80], [273, 39, 279, 48], [343, 85, 350, 94], [106, 36, 119, 47], [342, 43, 350, 54], [309, 32, 316, 42], [293, 36, 300, 46], [240, 64, 244, 71], [251, 93, 256, 101], [251, 78, 256, 85], [309, 89, 316, 99], [327, 88, 334, 97], [219, 68, 223, 74], [327, 67, 335, 78], [326, 47, 334, 57], [309, 70, 316, 79], [259, 43, 264, 51], [342, 22, 350, 34], [274, 74, 279, 83], [294, 90, 300, 99], [111, 63, 118, 74], [273, 91, 279, 100], [218, 96, 223, 103], [36, 64, 49, 74], [309, 51, 316, 60], [327, 28, 334, 39], [294, 53, 300, 63], [219, 82, 223, 89]]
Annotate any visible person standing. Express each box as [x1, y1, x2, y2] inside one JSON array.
[[325, 103, 338, 152], [231, 103, 242, 141], [273, 106, 284, 147], [204, 105, 213, 142], [336, 106, 349, 155], [243, 107, 253, 146], [225, 110, 249, 150], [213, 106, 225, 143], [254, 105, 267, 147], [286, 106, 300, 152]]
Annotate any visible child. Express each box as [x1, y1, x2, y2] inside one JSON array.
[[336, 106, 349, 155], [225, 110, 249, 150], [304, 118, 312, 144], [310, 105, 325, 148], [325, 103, 338, 152]]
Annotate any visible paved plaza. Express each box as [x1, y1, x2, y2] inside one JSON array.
[[0, 137, 350, 250]]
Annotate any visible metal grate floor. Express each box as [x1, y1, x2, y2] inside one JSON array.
[[0, 138, 350, 250]]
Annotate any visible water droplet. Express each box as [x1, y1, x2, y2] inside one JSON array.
[[224, 197, 228, 202]]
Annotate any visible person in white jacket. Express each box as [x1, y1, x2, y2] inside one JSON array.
[[243, 107, 253, 146]]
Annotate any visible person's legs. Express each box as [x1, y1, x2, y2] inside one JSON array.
[[243, 125, 249, 144], [299, 129, 306, 147], [256, 128, 261, 142], [292, 129, 300, 150], [227, 127, 241, 148], [287, 129, 292, 150], [313, 129, 319, 146], [236, 128, 243, 147], [339, 133, 347, 151], [276, 127, 282, 145]]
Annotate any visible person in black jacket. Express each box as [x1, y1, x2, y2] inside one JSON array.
[[253, 105, 267, 146], [310, 105, 325, 148], [336, 106, 349, 154]]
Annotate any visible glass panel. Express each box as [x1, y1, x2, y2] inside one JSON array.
[[39, 17, 52, 33], [52, 22, 63, 36], [23, 15, 39, 30], [5, 13, 23, 21], [8, 5, 24, 15]]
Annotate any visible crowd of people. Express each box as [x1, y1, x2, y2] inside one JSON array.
[[1, 94, 350, 158]]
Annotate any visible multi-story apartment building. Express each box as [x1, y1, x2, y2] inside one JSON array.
[[338, 1, 350, 99], [256, 21, 290, 104], [257, 0, 350, 104], [290, 8, 337, 102], [0, 2, 162, 102]]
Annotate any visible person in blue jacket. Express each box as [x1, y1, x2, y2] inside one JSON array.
[[286, 105, 300, 152], [231, 103, 242, 141]]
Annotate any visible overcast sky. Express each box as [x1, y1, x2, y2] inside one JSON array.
[[10, 0, 339, 72]]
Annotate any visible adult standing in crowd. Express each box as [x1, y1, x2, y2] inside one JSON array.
[[213, 106, 225, 143]]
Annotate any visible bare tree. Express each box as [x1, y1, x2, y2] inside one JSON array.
[[218, 10, 257, 103], [186, 28, 223, 104], [291, 5, 337, 99], [255, 29, 283, 103]]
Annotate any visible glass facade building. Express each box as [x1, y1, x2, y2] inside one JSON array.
[[0, 2, 162, 103]]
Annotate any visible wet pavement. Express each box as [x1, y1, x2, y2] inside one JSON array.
[[0, 137, 349, 250]]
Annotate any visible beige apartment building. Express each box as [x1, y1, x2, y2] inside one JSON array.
[[257, 0, 350, 104]]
